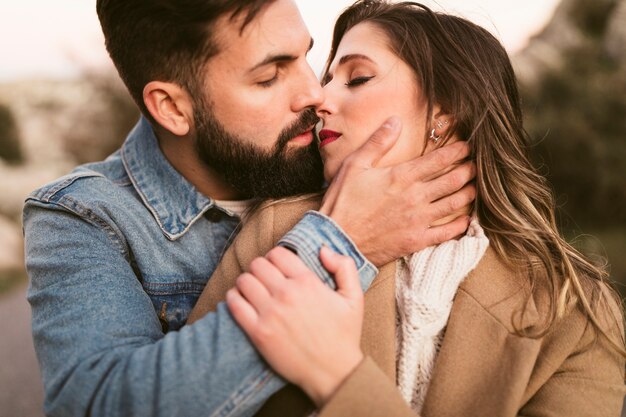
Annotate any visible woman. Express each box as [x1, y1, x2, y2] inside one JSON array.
[[188, 1, 625, 416]]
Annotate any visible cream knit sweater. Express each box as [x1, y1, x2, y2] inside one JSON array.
[[395, 219, 489, 412]]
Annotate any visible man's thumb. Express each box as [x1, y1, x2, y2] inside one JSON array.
[[350, 116, 402, 168]]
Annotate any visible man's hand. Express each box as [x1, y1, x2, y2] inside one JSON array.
[[320, 117, 476, 266], [226, 246, 364, 407]]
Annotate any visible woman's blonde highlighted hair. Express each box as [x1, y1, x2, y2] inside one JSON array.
[[326, 0, 624, 354]]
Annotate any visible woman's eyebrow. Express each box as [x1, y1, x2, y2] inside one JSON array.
[[323, 54, 375, 85], [338, 53, 374, 66]]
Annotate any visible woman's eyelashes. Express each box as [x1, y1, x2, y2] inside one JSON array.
[[345, 75, 375, 87]]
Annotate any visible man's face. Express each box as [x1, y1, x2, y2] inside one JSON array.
[[194, 0, 326, 199]]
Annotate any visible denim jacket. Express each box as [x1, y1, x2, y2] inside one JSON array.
[[23, 117, 377, 417]]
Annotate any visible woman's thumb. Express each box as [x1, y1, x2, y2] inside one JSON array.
[[319, 246, 362, 300]]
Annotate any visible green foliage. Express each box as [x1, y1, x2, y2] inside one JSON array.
[[520, 1, 626, 297], [522, 46, 626, 230], [569, 0, 618, 38], [0, 103, 23, 164]]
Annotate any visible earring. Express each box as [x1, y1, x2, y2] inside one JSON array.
[[430, 128, 441, 143], [431, 119, 449, 143], [435, 119, 449, 130]]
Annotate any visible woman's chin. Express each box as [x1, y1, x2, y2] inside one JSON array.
[[322, 163, 340, 184]]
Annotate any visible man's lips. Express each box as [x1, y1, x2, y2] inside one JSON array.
[[319, 129, 342, 148], [289, 125, 316, 146]]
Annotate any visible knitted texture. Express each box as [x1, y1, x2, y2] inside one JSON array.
[[395, 219, 489, 412]]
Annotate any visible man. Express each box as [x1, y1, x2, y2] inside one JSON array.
[[24, 1, 475, 416]]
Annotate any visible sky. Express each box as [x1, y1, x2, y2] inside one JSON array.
[[0, 0, 561, 82]]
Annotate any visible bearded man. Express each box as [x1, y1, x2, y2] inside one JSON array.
[[23, 1, 475, 416]]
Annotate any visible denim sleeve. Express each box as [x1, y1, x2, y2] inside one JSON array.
[[278, 211, 378, 291], [24, 202, 284, 417]]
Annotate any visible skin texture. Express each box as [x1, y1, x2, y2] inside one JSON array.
[[148, 0, 324, 200], [227, 21, 475, 406], [227, 247, 364, 407], [319, 22, 434, 181], [203, 1, 322, 154], [145, 0, 475, 259]]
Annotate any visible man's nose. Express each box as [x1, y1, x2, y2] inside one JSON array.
[[315, 81, 337, 120], [291, 62, 325, 112]]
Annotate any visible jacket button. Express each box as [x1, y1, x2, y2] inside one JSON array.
[[205, 209, 222, 222]]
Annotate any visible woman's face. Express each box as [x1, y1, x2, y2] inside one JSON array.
[[317, 22, 431, 181]]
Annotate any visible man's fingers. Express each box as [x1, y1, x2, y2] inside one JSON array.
[[346, 117, 402, 169], [319, 246, 361, 299], [266, 246, 314, 279], [399, 141, 470, 181], [422, 161, 476, 203], [226, 288, 259, 333], [430, 183, 476, 220], [424, 215, 472, 246]]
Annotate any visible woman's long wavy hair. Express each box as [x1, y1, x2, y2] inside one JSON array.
[[326, 0, 624, 354]]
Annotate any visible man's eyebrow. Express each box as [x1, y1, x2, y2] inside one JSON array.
[[249, 37, 315, 73]]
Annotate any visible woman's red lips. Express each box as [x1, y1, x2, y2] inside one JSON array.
[[319, 129, 342, 148]]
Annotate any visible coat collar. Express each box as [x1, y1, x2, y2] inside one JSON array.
[[121, 117, 215, 241]]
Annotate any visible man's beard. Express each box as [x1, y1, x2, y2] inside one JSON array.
[[194, 104, 324, 200]]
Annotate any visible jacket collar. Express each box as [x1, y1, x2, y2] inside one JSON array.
[[121, 117, 215, 241]]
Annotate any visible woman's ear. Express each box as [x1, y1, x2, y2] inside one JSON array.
[[425, 106, 454, 152], [143, 81, 193, 136]]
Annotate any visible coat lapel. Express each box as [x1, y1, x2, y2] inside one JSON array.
[[361, 262, 397, 382], [421, 248, 542, 417]]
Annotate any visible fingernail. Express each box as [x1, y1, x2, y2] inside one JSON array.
[[320, 245, 335, 257], [383, 116, 400, 129]]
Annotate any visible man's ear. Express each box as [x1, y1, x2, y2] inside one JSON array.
[[143, 81, 193, 136]]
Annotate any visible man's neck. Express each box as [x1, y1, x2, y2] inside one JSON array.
[[156, 129, 242, 201]]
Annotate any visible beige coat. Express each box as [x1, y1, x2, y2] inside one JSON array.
[[188, 195, 625, 417]]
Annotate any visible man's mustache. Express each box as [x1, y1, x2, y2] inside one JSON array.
[[275, 109, 320, 152]]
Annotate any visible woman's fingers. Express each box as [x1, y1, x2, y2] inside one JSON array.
[[248, 256, 287, 295], [226, 288, 259, 334], [265, 246, 316, 279], [319, 246, 362, 300], [235, 272, 272, 312]]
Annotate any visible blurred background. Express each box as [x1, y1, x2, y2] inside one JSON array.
[[0, 0, 624, 415]]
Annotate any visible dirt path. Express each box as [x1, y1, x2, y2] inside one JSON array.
[[0, 283, 44, 417]]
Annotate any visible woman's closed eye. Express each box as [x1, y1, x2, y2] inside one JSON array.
[[345, 75, 375, 87]]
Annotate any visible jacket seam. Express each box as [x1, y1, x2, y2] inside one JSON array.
[[457, 287, 521, 334], [28, 194, 130, 260], [37, 173, 105, 201]]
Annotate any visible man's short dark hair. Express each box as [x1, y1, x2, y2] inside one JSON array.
[[96, 0, 275, 118]]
